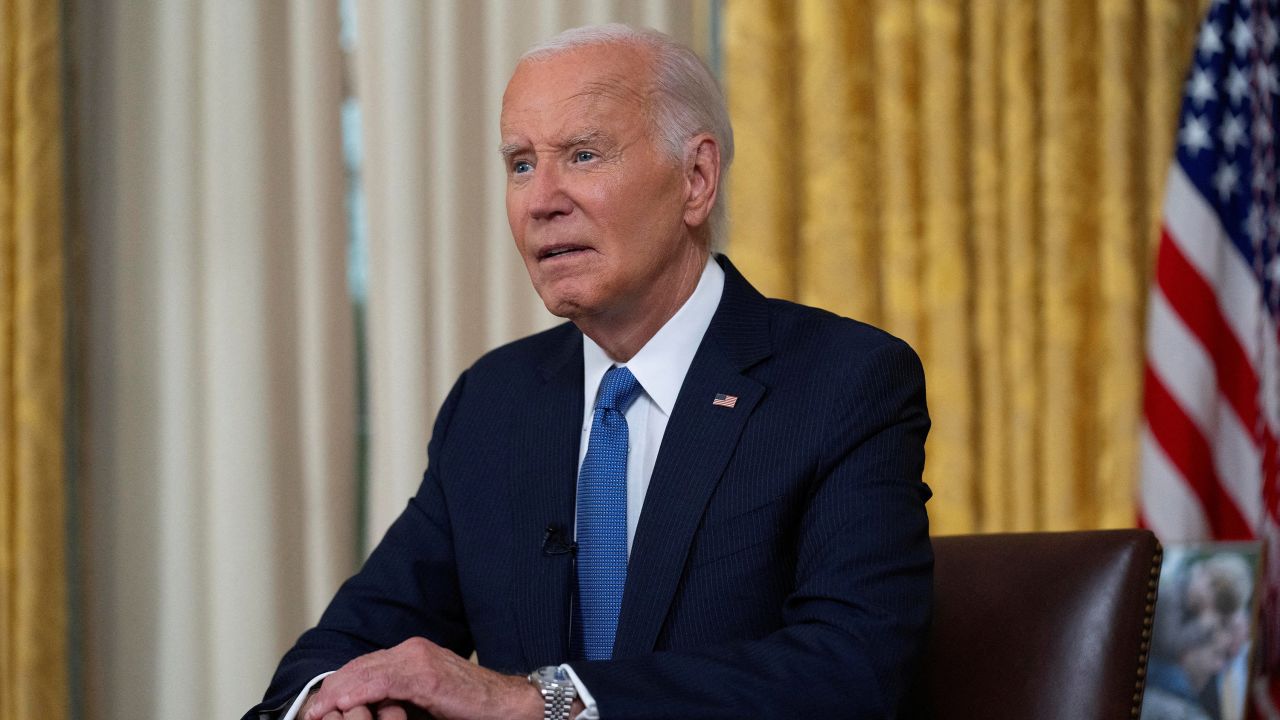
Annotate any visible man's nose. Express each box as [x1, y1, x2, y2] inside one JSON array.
[[527, 162, 573, 220]]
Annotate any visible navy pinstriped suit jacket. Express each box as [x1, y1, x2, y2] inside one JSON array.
[[248, 255, 933, 719]]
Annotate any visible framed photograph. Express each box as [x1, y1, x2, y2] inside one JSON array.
[[1142, 543, 1264, 720]]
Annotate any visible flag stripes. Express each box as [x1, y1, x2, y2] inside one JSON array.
[[1140, 429, 1213, 541], [1144, 363, 1255, 539]]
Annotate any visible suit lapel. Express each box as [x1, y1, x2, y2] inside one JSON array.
[[511, 326, 583, 668], [612, 256, 773, 657]]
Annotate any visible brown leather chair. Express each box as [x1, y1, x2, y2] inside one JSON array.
[[914, 529, 1162, 719]]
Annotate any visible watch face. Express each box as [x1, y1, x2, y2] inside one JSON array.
[[533, 665, 570, 685]]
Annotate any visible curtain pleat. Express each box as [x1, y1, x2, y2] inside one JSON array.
[[723, 0, 798, 300], [968, 0, 1006, 532], [0, 0, 68, 716], [1037, 1, 1098, 531], [722, 0, 1210, 533], [795, 0, 878, 321], [1096, 0, 1145, 530], [873, 1, 926, 347], [1000, 0, 1043, 531], [919, 0, 974, 533]]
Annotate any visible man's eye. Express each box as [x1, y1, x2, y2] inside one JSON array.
[[574, 151, 596, 162], [513, 160, 532, 174]]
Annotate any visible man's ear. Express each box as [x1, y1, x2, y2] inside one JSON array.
[[682, 134, 720, 230]]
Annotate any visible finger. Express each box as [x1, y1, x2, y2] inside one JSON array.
[[306, 686, 344, 720], [308, 665, 387, 718], [374, 701, 409, 720], [328, 673, 402, 714], [341, 706, 374, 720], [306, 668, 356, 720], [298, 693, 320, 720]]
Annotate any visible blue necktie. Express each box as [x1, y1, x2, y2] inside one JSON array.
[[575, 365, 642, 661]]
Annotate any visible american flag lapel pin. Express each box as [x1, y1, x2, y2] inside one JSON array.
[[712, 393, 738, 408]]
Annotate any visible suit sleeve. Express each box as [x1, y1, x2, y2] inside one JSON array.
[[568, 339, 933, 719], [242, 374, 475, 720]]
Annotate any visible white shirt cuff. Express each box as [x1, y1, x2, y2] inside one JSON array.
[[558, 664, 599, 720], [280, 671, 335, 720]]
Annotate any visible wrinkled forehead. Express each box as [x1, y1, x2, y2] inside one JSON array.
[[500, 44, 655, 129]]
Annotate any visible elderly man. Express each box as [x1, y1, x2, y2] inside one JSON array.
[[247, 24, 932, 720]]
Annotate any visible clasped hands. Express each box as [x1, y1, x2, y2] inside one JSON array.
[[299, 637, 551, 720]]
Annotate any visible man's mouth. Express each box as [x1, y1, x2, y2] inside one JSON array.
[[538, 244, 591, 260]]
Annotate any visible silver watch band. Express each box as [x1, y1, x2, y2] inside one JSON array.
[[541, 685, 573, 720], [528, 666, 577, 720]]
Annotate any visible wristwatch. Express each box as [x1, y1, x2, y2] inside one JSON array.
[[527, 665, 578, 720]]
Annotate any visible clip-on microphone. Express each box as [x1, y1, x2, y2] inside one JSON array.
[[541, 524, 577, 556]]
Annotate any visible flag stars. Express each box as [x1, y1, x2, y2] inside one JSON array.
[[1199, 20, 1225, 57], [1253, 166, 1269, 193], [1228, 67, 1250, 105], [1213, 161, 1239, 200], [1180, 114, 1213, 154], [1187, 68, 1217, 107], [1246, 205, 1267, 244], [1256, 62, 1280, 96], [1254, 114, 1275, 145], [1263, 16, 1279, 54], [1221, 113, 1247, 153], [1231, 16, 1255, 55]]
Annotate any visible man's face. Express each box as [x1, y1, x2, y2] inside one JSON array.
[[500, 44, 703, 324]]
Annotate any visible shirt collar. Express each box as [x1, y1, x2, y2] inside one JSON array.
[[582, 256, 725, 417]]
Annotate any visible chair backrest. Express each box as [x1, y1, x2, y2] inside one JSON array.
[[917, 529, 1162, 720]]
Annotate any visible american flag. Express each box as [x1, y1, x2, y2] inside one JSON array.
[[1140, 0, 1280, 715], [711, 393, 737, 408]]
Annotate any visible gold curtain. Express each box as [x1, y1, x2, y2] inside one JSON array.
[[0, 0, 68, 717], [723, 0, 1209, 534]]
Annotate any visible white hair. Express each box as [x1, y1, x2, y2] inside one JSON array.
[[520, 24, 734, 249]]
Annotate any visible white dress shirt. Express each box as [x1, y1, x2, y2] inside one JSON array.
[[562, 257, 724, 719], [282, 257, 725, 720]]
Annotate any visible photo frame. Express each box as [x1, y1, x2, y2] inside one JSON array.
[[1142, 543, 1264, 720]]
